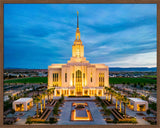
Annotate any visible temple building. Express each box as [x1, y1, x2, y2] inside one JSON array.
[[48, 12, 109, 96]]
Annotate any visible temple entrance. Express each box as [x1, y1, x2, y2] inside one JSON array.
[[76, 70, 82, 95]]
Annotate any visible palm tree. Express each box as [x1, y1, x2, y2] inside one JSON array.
[[110, 89, 115, 104], [39, 95, 43, 113], [42, 92, 46, 109], [105, 87, 109, 100], [47, 89, 51, 103], [122, 96, 129, 118], [117, 94, 123, 113], [108, 87, 112, 102], [34, 97, 40, 118], [50, 88, 55, 99], [115, 93, 119, 109], [106, 93, 108, 100]]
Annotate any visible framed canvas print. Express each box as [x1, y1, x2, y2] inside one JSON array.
[[0, 0, 159, 127]]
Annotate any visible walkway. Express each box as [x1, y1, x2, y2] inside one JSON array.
[[57, 101, 107, 125], [14, 105, 37, 125]]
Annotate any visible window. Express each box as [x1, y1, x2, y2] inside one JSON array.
[[65, 73, 67, 82], [83, 73, 85, 86], [99, 73, 104, 87], [76, 70, 82, 93], [76, 48, 80, 57], [53, 73, 55, 82], [53, 73, 58, 82], [91, 73, 92, 82], [53, 73, 58, 87], [72, 73, 74, 86]]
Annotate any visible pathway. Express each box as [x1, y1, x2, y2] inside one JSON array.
[[57, 101, 106, 125]]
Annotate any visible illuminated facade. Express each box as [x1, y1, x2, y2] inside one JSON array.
[[12, 98, 33, 111], [128, 98, 148, 111], [48, 12, 109, 96]]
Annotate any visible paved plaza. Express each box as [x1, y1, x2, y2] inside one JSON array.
[[58, 101, 107, 125], [7, 97, 154, 125], [14, 105, 37, 125]]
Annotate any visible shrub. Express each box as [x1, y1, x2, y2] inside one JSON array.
[[104, 109, 111, 116], [26, 116, 33, 124], [146, 109, 151, 115], [10, 109, 15, 114], [49, 117, 57, 124]]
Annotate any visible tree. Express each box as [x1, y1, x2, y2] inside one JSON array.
[[11, 109, 15, 114], [47, 89, 51, 103], [104, 109, 111, 116], [134, 83, 137, 88], [39, 95, 43, 113], [8, 95, 13, 101], [110, 89, 115, 104], [107, 87, 112, 102], [50, 88, 55, 99], [117, 94, 123, 113], [34, 97, 40, 118], [115, 93, 119, 109], [140, 83, 144, 89], [145, 86, 149, 90], [105, 87, 109, 101], [132, 91, 138, 98], [42, 92, 46, 109], [49, 117, 57, 124], [146, 109, 151, 115], [122, 96, 129, 118]]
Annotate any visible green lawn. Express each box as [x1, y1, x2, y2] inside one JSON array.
[[4, 77, 48, 84], [4, 77, 156, 84], [109, 77, 156, 84], [143, 75, 157, 78]]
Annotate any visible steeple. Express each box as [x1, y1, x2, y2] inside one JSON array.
[[72, 11, 84, 59], [77, 11, 79, 28], [75, 11, 80, 40]]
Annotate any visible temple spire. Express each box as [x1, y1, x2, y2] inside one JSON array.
[[77, 11, 79, 28], [75, 11, 81, 41]]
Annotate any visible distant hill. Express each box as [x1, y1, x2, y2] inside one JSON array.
[[109, 67, 157, 72], [4, 67, 157, 72]]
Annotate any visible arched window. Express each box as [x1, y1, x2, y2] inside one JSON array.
[[65, 73, 67, 82], [91, 73, 92, 82]]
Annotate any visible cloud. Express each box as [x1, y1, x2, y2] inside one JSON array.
[[24, 25, 53, 37], [84, 15, 156, 35], [105, 51, 156, 67], [4, 4, 157, 69]]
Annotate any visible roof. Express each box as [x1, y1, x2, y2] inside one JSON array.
[[128, 98, 147, 103], [13, 98, 33, 103]]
